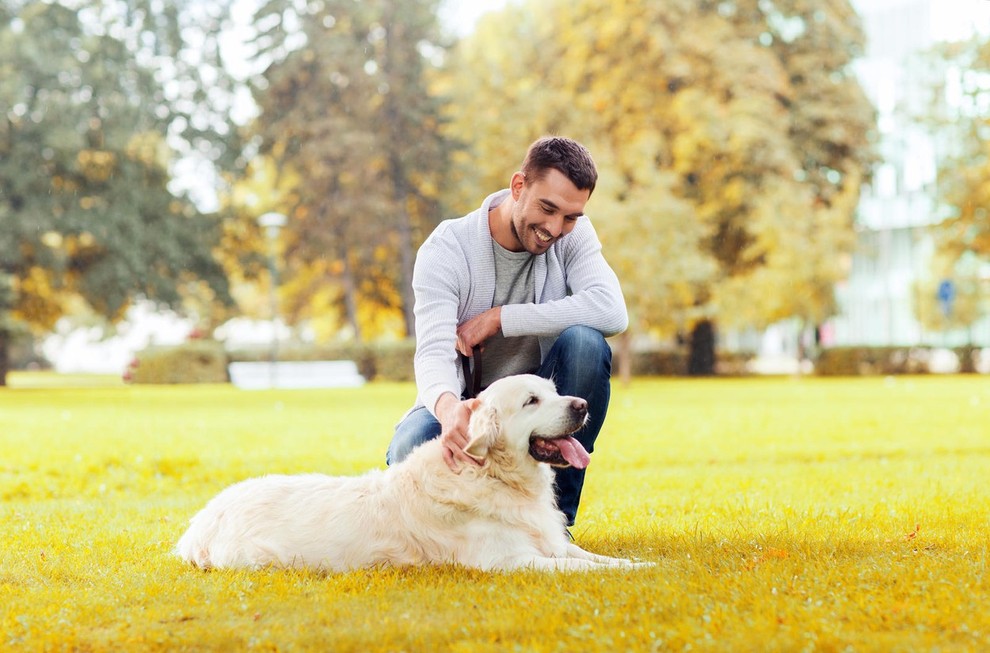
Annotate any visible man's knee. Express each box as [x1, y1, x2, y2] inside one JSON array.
[[556, 326, 611, 367], [386, 437, 415, 466], [542, 326, 612, 400], [386, 407, 441, 466]]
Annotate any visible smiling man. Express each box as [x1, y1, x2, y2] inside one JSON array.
[[386, 136, 627, 527]]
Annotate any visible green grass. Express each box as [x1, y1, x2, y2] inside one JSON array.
[[1, 374, 988, 651]]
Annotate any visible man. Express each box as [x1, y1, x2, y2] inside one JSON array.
[[386, 136, 627, 527]]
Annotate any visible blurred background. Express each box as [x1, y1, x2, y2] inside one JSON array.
[[2, 0, 990, 386]]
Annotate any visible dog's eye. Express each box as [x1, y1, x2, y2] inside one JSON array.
[[524, 395, 539, 407]]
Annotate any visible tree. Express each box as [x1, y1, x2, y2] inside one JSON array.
[[914, 254, 984, 336], [916, 37, 990, 340], [236, 0, 449, 341], [438, 0, 874, 372], [0, 1, 236, 385]]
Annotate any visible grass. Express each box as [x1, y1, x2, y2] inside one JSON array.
[[1, 374, 988, 651]]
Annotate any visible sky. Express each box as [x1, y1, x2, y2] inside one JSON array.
[[439, 0, 507, 36], [883, 0, 990, 41]]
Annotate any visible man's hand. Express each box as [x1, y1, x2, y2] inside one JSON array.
[[456, 307, 502, 357], [435, 393, 483, 471]]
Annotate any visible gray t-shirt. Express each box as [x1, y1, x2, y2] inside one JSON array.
[[480, 240, 543, 388]]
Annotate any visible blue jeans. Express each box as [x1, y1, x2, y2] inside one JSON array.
[[386, 325, 613, 526]]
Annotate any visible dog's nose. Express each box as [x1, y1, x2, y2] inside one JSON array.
[[570, 398, 588, 416]]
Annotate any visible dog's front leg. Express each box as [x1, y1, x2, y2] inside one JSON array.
[[508, 554, 652, 571], [565, 543, 655, 568], [512, 556, 618, 571]]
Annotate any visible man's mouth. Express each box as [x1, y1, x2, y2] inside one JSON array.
[[534, 228, 554, 244]]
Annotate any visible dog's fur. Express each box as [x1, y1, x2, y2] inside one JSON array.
[[176, 374, 647, 572]]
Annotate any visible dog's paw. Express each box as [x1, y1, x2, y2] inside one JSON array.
[[600, 557, 656, 569], [629, 560, 657, 569]]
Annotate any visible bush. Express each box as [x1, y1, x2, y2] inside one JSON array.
[[362, 340, 416, 382], [128, 341, 229, 384], [226, 340, 416, 382], [8, 331, 51, 371], [714, 351, 753, 376], [625, 346, 754, 376], [133, 337, 769, 383], [629, 349, 689, 376], [815, 346, 984, 376], [816, 347, 917, 376]]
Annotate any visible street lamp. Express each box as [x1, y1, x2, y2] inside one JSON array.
[[258, 212, 287, 388]]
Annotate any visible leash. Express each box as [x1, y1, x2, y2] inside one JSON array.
[[459, 346, 483, 399]]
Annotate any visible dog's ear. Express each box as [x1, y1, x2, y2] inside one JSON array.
[[464, 402, 498, 461]]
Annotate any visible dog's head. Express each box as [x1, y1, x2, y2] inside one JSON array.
[[464, 374, 590, 469]]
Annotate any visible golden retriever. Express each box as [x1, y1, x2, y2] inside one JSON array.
[[176, 374, 648, 572]]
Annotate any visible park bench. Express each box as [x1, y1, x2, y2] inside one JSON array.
[[228, 360, 365, 389]]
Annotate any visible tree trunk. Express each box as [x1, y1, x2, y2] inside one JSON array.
[[383, 102, 415, 337], [616, 330, 632, 386], [389, 160, 416, 339], [379, 7, 417, 339], [398, 213, 416, 339], [1, 273, 12, 386], [0, 328, 9, 387], [340, 253, 362, 342], [688, 319, 716, 376]]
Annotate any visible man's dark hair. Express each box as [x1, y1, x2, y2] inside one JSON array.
[[521, 136, 598, 195]]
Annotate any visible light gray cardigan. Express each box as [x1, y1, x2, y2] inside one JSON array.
[[410, 189, 628, 417]]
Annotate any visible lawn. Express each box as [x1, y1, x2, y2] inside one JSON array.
[[1, 374, 988, 651]]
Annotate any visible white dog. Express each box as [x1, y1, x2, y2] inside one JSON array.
[[176, 374, 648, 572]]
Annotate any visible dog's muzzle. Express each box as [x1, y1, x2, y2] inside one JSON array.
[[529, 400, 591, 468]]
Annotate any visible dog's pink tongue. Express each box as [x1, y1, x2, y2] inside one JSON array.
[[557, 437, 591, 469]]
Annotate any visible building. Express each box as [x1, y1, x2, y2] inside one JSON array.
[[830, 0, 990, 348]]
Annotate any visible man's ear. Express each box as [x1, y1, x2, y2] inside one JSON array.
[[464, 403, 498, 461], [509, 171, 526, 199]]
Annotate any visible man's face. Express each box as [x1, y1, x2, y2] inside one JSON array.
[[508, 168, 590, 254]]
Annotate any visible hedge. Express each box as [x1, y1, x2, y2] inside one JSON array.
[[131, 340, 986, 384], [128, 339, 765, 384], [814, 345, 982, 376], [225, 340, 416, 383], [127, 340, 417, 385], [127, 340, 229, 384]]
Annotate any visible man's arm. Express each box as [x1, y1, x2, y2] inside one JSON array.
[[410, 233, 465, 417], [409, 230, 484, 469], [434, 392, 481, 468], [501, 217, 627, 338], [455, 306, 501, 355]]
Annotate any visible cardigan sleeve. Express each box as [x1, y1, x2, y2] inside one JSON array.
[[500, 217, 628, 338], [410, 226, 467, 417]]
